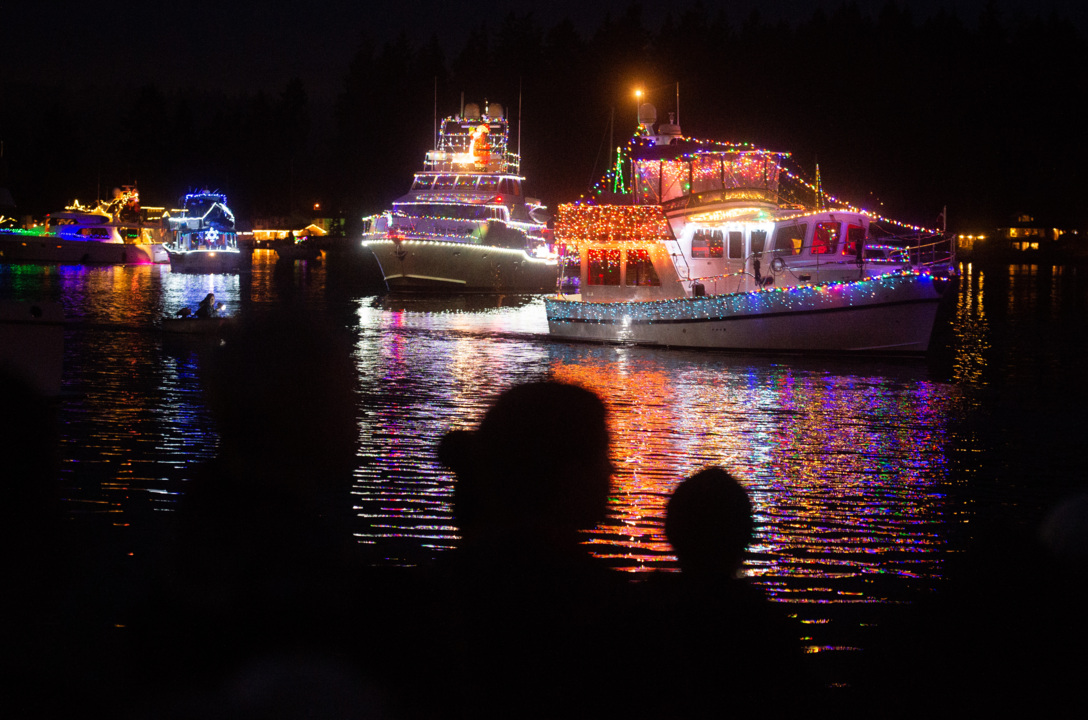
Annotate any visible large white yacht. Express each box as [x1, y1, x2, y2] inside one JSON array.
[[0, 186, 169, 264], [360, 101, 558, 293]]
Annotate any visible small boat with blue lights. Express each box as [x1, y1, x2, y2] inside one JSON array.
[[165, 190, 251, 273], [0, 186, 169, 265], [545, 105, 956, 354], [360, 101, 558, 293]]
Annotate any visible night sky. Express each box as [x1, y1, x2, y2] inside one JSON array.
[[3, 0, 1086, 230]]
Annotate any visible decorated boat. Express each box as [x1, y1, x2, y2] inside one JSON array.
[[273, 233, 322, 262], [165, 190, 251, 273], [360, 101, 558, 293], [545, 105, 956, 354], [0, 186, 169, 264]]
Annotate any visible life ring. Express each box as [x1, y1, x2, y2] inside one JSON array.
[[770, 256, 786, 273]]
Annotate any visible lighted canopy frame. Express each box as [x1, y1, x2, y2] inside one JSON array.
[[554, 203, 672, 250]]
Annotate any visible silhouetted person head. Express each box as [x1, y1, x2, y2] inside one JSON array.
[[438, 381, 613, 549], [666, 467, 754, 577]]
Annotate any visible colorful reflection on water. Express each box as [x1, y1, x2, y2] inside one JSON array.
[[4, 255, 1087, 672]]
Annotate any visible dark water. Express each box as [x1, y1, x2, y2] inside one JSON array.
[[3, 252, 1087, 693]]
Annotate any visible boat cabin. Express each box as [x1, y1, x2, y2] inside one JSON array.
[[672, 209, 880, 294], [557, 202, 895, 302]]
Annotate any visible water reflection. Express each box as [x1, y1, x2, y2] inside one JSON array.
[[549, 349, 959, 603], [7, 255, 1088, 682]]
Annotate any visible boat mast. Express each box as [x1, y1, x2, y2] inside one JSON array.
[[518, 78, 522, 175]]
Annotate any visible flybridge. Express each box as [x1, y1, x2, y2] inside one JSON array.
[[632, 143, 787, 212], [425, 101, 519, 174]]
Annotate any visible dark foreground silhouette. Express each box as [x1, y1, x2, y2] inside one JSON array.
[[640, 466, 807, 718]]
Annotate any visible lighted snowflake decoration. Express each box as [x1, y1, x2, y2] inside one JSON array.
[[205, 227, 219, 244]]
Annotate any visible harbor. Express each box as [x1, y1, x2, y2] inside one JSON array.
[[3, 251, 1087, 714], [3, 1, 1087, 716]]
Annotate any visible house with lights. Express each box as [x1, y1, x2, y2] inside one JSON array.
[[250, 216, 342, 248], [959, 214, 1084, 262]]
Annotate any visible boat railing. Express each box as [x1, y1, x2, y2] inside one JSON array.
[[871, 232, 957, 272]]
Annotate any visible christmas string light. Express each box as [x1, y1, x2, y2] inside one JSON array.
[[547, 269, 935, 325], [589, 127, 939, 236], [554, 203, 671, 250]]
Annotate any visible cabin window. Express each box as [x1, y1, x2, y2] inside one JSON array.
[[455, 176, 479, 190], [844, 224, 865, 255], [434, 175, 457, 190], [691, 229, 724, 258], [588, 248, 622, 285], [625, 248, 661, 286], [772, 224, 806, 254], [477, 176, 500, 191], [812, 222, 840, 254], [728, 231, 744, 259], [750, 230, 767, 255], [411, 176, 435, 190], [691, 156, 723, 193]]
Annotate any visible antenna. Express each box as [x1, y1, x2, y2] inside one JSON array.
[[433, 76, 438, 151], [676, 82, 680, 126], [518, 79, 523, 174]]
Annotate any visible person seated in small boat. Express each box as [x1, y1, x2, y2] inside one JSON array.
[[194, 292, 217, 319]]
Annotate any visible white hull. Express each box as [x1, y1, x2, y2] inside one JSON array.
[[364, 238, 558, 293], [546, 271, 943, 353], [166, 248, 251, 273], [0, 235, 166, 264]]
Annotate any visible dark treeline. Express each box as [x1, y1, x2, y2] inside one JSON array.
[[2, 1, 1085, 231]]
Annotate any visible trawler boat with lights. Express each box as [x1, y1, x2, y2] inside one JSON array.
[[0, 186, 169, 264], [545, 105, 956, 354], [360, 101, 558, 293], [164, 190, 250, 273]]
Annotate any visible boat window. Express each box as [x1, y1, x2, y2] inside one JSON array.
[[399, 203, 495, 220], [434, 175, 458, 190], [691, 229, 724, 258], [812, 222, 840, 254], [691, 156, 723, 193], [844, 224, 865, 255], [750, 230, 767, 255], [728, 231, 744, 259], [625, 248, 661, 286], [588, 248, 622, 285], [478, 176, 500, 191], [455, 176, 479, 190], [772, 224, 806, 254], [499, 178, 522, 196], [411, 176, 435, 190]]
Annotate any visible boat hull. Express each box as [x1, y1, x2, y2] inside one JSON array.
[[161, 316, 236, 335], [545, 271, 946, 354], [167, 248, 252, 273], [274, 245, 322, 262], [0, 300, 65, 396], [363, 238, 558, 293], [0, 235, 165, 264]]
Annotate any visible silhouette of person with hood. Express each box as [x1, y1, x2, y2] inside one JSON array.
[[414, 380, 630, 719]]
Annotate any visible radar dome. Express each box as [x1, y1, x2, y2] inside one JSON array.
[[464, 103, 481, 119], [638, 103, 657, 126], [489, 102, 504, 119]]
